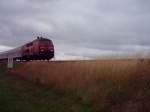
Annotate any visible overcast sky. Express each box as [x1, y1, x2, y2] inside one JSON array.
[[0, 0, 150, 59]]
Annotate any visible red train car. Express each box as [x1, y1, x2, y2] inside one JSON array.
[[0, 37, 54, 61]]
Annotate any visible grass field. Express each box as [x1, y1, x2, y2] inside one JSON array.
[[1, 59, 150, 111], [0, 62, 95, 112]]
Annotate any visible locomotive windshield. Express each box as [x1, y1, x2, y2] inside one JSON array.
[[41, 41, 49, 44], [39, 39, 53, 48], [40, 40, 52, 45]]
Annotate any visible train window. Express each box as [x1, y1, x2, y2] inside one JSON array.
[[40, 40, 51, 44], [43, 41, 50, 44], [26, 42, 33, 47]]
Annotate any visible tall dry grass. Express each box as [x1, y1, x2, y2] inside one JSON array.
[[10, 59, 150, 111]]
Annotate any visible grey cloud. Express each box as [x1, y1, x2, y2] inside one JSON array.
[[0, 0, 150, 58]]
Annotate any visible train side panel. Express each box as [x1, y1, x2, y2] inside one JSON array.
[[0, 47, 22, 60]]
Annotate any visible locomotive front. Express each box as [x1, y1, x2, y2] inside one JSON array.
[[37, 37, 54, 60]]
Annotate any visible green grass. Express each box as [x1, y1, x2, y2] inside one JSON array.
[[0, 63, 95, 112]]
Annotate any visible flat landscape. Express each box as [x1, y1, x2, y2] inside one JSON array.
[[1, 59, 150, 112]]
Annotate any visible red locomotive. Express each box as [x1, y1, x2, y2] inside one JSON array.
[[0, 37, 54, 61]]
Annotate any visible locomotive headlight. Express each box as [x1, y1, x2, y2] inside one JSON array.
[[40, 49, 44, 52]]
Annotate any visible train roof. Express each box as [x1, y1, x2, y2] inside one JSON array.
[[36, 37, 52, 41]]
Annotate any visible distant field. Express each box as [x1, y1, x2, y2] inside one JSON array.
[[1, 59, 150, 111]]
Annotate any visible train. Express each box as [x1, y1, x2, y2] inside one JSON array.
[[0, 37, 54, 61]]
